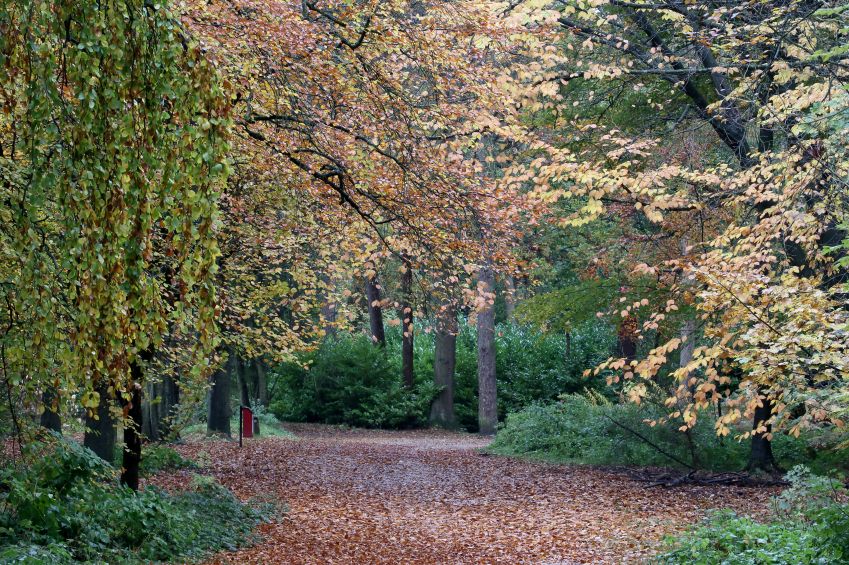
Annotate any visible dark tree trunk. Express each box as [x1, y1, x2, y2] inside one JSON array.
[[477, 266, 497, 435], [746, 394, 782, 473], [430, 302, 457, 428], [365, 276, 386, 346], [617, 315, 638, 362], [40, 387, 61, 434], [400, 255, 414, 388], [238, 356, 251, 407], [207, 353, 233, 436], [84, 382, 116, 462], [121, 381, 143, 491], [142, 373, 179, 442]]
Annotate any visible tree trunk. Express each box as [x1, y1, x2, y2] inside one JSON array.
[[400, 255, 414, 388], [207, 353, 233, 436], [121, 381, 143, 491], [746, 394, 781, 473], [430, 302, 457, 428], [237, 356, 251, 407], [40, 386, 61, 434], [504, 275, 516, 320], [617, 314, 638, 362], [477, 266, 497, 435], [320, 272, 338, 339], [84, 382, 116, 462], [143, 372, 180, 442], [255, 359, 269, 407], [365, 276, 386, 346]]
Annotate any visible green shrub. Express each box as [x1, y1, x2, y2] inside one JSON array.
[[491, 394, 756, 470], [269, 320, 612, 431], [0, 433, 269, 563], [269, 333, 438, 428], [139, 444, 197, 476], [656, 466, 849, 564], [491, 395, 849, 472]]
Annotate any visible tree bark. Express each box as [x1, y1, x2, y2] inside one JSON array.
[[120, 381, 143, 491], [477, 266, 497, 435], [237, 356, 251, 407], [504, 275, 516, 320], [617, 314, 638, 362], [142, 373, 179, 442], [84, 382, 116, 462], [430, 302, 457, 428], [39, 386, 61, 434], [399, 255, 414, 388], [746, 394, 781, 473], [255, 359, 269, 407], [365, 276, 386, 346], [207, 352, 233, 436]]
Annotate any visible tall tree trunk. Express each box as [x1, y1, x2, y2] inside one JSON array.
[[207, 352, 233, 436], [400, 255, 414, 388], [504, 275, 516, 320], [746, 394, 781, 473], [320, 272, 338, 339], [477, 266, 497, 435], [365, 276, 386, 346], [255, 359, 269, 407], [121, 382, 143, 491], [40, 386, 61, 434], [237, 356, 251, 407], [430, 302, 457, 428], [142, 373, 180, 442], [84, 382, 116, 462], [122, 348, 153, 490]]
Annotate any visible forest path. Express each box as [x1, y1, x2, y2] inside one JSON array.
[[169, 424, 772, 564]]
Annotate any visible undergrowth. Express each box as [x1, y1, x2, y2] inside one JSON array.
[[0, 433, 272, 563]]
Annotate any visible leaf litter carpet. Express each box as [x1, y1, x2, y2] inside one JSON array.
[[156, 424, 773, 563]]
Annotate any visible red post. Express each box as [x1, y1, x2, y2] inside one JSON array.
[[241, 406, 253, 439]]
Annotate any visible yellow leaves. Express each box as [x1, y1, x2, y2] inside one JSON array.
[[81, 390, 100, 409]]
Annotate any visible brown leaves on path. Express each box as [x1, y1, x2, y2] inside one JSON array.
[[157, 424, 775, 564]]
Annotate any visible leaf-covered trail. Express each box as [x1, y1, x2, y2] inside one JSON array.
[[164, 425, 774, 563]]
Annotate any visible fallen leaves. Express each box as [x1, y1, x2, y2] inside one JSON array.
[[151, 425, 775, 564]]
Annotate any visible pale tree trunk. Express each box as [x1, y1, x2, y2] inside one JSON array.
[[365, 276, 386, 346], [430, 302, 457, 428], [504, 275, 516, 320], [477, 266, 497, 435], [84, 382, 116, 462], [320, 272, 338, 339], [207, 352, 233, 436], [255, 359, 269, 407], [399, 255, 414, 388]]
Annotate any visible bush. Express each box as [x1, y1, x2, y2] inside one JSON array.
[[139, 444, 197, 476], [269, 320, 613, 431], [491, 394, 787, 470], [0, 433, 269, 563], [490, 394, 849, 472], [269, 333, 438, 428], [656, 466, 849, 564]]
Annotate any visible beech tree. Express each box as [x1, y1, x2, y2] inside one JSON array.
[[1, 0, 228, 485], [503, 0, 849, 470]]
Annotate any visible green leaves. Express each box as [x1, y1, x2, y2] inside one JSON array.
[[1, 0, 230, 413]]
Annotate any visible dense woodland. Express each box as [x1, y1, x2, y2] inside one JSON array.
[[1, 0, 849, 562]]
